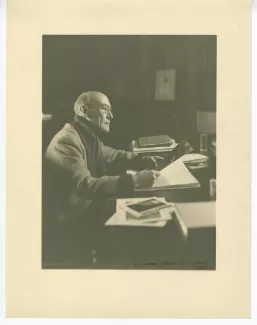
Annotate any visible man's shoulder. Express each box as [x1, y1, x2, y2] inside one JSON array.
[[47, 122, 84, 152], [54, 123, 80, 142]]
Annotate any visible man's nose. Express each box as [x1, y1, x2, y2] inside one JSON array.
[[108, 110, 113, 120]]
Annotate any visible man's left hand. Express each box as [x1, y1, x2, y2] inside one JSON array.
[[141, 156, 165, 169]]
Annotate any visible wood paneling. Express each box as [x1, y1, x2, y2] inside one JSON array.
[[43, 36, 216, 149]]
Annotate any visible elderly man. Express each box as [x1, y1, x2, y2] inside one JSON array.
[[43, 91, 194, 266], [44, 91, 164, 222]]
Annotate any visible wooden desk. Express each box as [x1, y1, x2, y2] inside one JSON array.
[[91, 164, 215, 270], [90, 198, 216, 270], [42, 156, 216, 270]]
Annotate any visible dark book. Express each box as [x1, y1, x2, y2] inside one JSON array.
[[137, 135, 173, 148]]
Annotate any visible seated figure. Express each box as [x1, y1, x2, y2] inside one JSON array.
[[42, 91, 193, 266]]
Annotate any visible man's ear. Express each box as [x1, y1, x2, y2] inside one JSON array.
[[80, 105, 88, 118]]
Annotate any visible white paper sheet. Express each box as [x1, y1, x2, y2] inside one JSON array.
[[135, 158, 200, 191]]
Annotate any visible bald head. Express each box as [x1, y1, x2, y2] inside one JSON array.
[[74, 91, 113, 133], [74, 91, 109, 115]]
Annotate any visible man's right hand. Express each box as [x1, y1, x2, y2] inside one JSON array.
[[133, 170, 161, 189]]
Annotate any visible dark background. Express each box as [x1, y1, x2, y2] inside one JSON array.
[[42, 35, 216, 151]]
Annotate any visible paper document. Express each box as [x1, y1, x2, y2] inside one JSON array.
[[105, 213, 168, 227], [135, 159, 200, 191]]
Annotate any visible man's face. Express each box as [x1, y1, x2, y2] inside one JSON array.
[[86, 94, 113, 133]]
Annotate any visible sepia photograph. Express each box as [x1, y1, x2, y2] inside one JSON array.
[[42, 35, 217, 270], [6, 0, 252, 318]]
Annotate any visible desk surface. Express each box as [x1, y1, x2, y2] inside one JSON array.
[[43, 155, 216, 270], [89, 198, 216, 270]]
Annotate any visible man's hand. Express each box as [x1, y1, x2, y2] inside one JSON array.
[[141, 156, 164, 169], [133, 170, 161, 189]]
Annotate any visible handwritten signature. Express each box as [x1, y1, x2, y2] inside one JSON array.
[[134, 259, 208, 267]]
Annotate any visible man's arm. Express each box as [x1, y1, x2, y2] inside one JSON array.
[[101, 144, 164, 172], [101, 143, 140, 173], [45, 132, 135, 200]]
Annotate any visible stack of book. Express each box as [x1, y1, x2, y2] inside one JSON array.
[[180, 153, 209, 170], [131, 135, 178, 153], [105, 197, 174, 228], [105, 198, 216, 238]]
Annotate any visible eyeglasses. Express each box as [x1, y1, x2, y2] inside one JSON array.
[[99, 105, 113, 116]]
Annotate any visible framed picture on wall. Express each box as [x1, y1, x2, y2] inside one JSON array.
[[155, 68, 176, 100]]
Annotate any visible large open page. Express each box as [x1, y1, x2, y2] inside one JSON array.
[[136, 158, 200, 191]]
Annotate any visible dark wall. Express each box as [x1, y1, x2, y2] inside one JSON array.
[[43, 35, 216, 149]]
